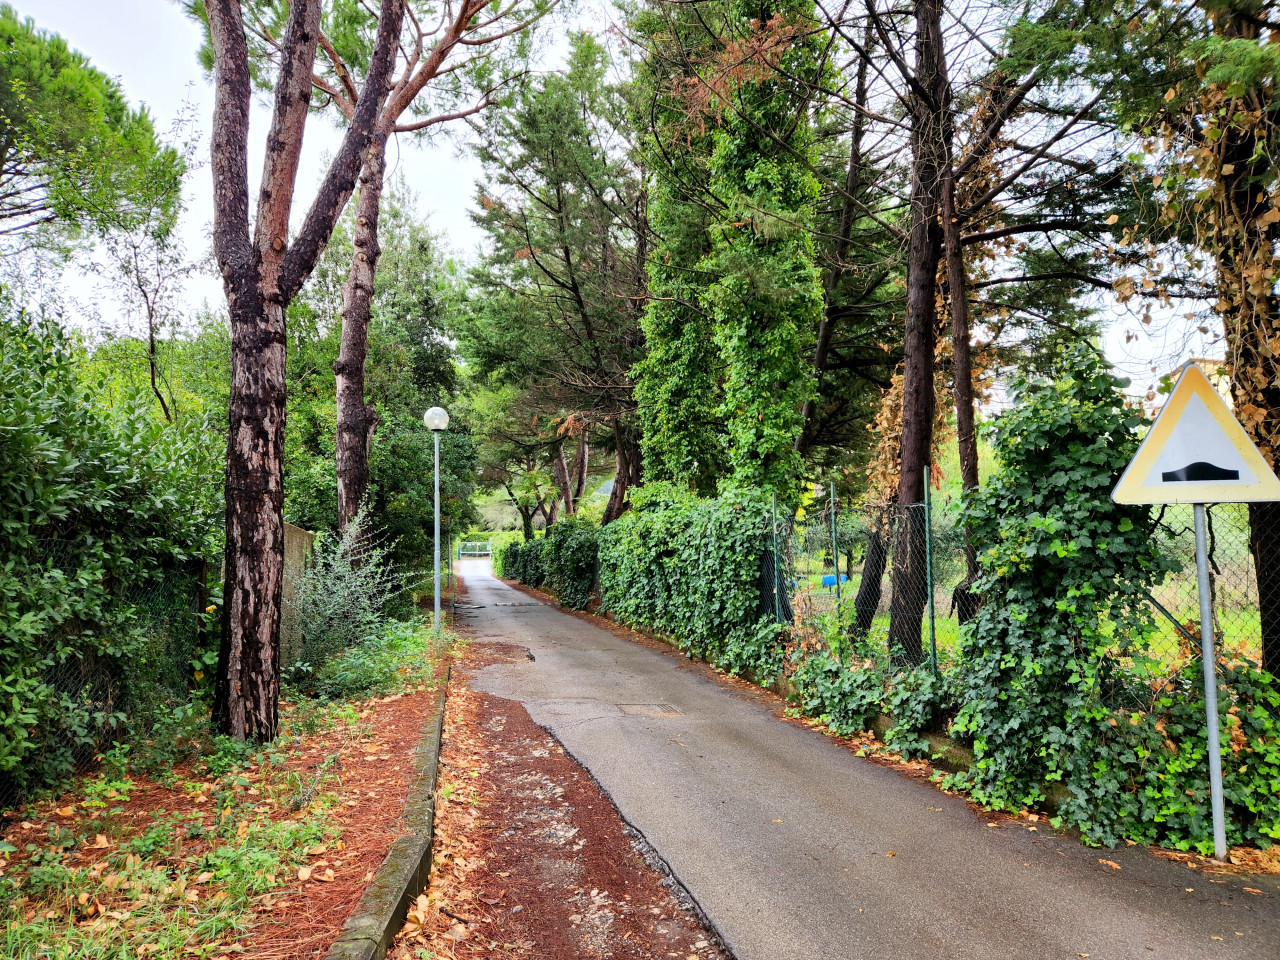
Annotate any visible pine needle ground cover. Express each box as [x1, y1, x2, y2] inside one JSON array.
[[1, 629, 452, 960]]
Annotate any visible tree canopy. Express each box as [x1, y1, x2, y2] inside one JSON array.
[[0, 4, 181, 239]]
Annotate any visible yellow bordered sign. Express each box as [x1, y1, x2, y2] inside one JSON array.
[[1112, 363, 1280, 505]]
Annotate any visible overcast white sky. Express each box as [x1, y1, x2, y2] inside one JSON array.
[[22, 1, 1219, 399], [27, 0, 611, 317]]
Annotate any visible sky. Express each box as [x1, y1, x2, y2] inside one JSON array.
[[22, 1, 1220, 401], [27, 0, 608, 318]]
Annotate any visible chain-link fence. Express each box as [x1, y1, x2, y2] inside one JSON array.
[[762, 487, 973, 670], [1143, 504, 1267, 663], [1, 540, 210, 813], [762, 493, 1278, 683]]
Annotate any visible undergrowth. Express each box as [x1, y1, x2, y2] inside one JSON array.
[[0, 729, 343, 960], [1, 623, 452, 958]]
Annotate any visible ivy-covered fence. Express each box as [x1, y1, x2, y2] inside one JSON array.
[[496, 517, 599, 611], [596, 483, 785, 677], [946, 346, 1280, 851], [775, 499, 971, 669]]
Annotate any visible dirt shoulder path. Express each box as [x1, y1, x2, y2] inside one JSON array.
[[390, 639, 729, 960]]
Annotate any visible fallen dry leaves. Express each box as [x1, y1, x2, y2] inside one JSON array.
[[389, 641, 727, 960], [241, 685, 446, 960], [0, 676, 448, 960]]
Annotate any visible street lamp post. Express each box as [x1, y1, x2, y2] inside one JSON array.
[[423, 406, 450, 634]]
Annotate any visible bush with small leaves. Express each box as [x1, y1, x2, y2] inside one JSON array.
[[283, 510, 418, 690]]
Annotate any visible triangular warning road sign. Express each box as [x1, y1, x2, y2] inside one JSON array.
[[1113, 363, 1280, 504]]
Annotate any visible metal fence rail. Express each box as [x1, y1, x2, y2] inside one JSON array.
[[763, 482, 972, 672], [1146, 504, 1265, 664], [458, 540, 492, 558]]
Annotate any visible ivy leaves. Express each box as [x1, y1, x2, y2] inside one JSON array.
[[596, 483, 784, 677], [952, 343, 1280, 851]]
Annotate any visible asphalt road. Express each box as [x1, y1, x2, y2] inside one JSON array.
[[455, 559, 1280, 960]]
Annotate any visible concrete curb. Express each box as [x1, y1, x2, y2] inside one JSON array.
[[325, 664, 451, 960]]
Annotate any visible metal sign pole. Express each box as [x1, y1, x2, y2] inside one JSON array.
[[1193, 503, 1227, 860]]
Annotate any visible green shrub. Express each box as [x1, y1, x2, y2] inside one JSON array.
[[883, 665, 957, 758], [494, 540, 513, 578], [597, 483, 785, 676], [310, 620, 434, 701], [541, 518, 598, 609], [0, 314, 218, 801], [496, 537, 547, 587], [949, 343, 1280, 851], [1070, 658, 1280, 851], [790, 641, 886, 737], [282, 512, 417, 690]]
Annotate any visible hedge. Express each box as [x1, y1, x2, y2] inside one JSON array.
[[597, 483, 784, 677], [495, 518, 599, 611], [1, 317, 220, 801]]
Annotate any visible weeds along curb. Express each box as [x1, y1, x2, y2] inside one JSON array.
[[325, 663, 451, 960]]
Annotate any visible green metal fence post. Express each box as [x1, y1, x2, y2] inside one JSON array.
[[829, 481, 841, 609], [924, 465, 938, 676], [771, 492, 783, 624]]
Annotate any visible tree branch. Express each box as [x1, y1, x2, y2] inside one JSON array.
[[279, 0, 407, 302], [253, 0, 323, 281], [205, 0, 254, 278]]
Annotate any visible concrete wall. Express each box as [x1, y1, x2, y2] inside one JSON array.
[[281, 522, 315, 668]]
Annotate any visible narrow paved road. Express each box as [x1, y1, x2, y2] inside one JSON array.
[[455, 560, 1280, 960]]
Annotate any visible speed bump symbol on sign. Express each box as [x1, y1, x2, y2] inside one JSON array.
[[1111, 362, 1280, 505]]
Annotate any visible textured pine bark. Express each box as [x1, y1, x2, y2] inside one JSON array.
[[207, 0, 406, 741], [601, 422, 633, 526], [551, 441, 575, 518], [571, 434, 588, 502], [852, 508, 890, 638], [796, 24, 870, 458], [887, 0, 949, 667], [215, 295, 289, 740], [335, 129, 390, 534]]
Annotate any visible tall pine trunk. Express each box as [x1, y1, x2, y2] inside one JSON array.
[[206, 0, 405, 741], [1211, 5, 1280, 677], [335, 129, 390, 534], [796, 25, 871, 456], [602, 421, 633, 526], [853, 506, 890, 637], [552, 440, 575, 518], [214, 290, 288, 740], [940, 159, 980, 622], [1251, 503, 1280, 677], [571, 434, 589, 501], [887, 0, 948, 667]]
